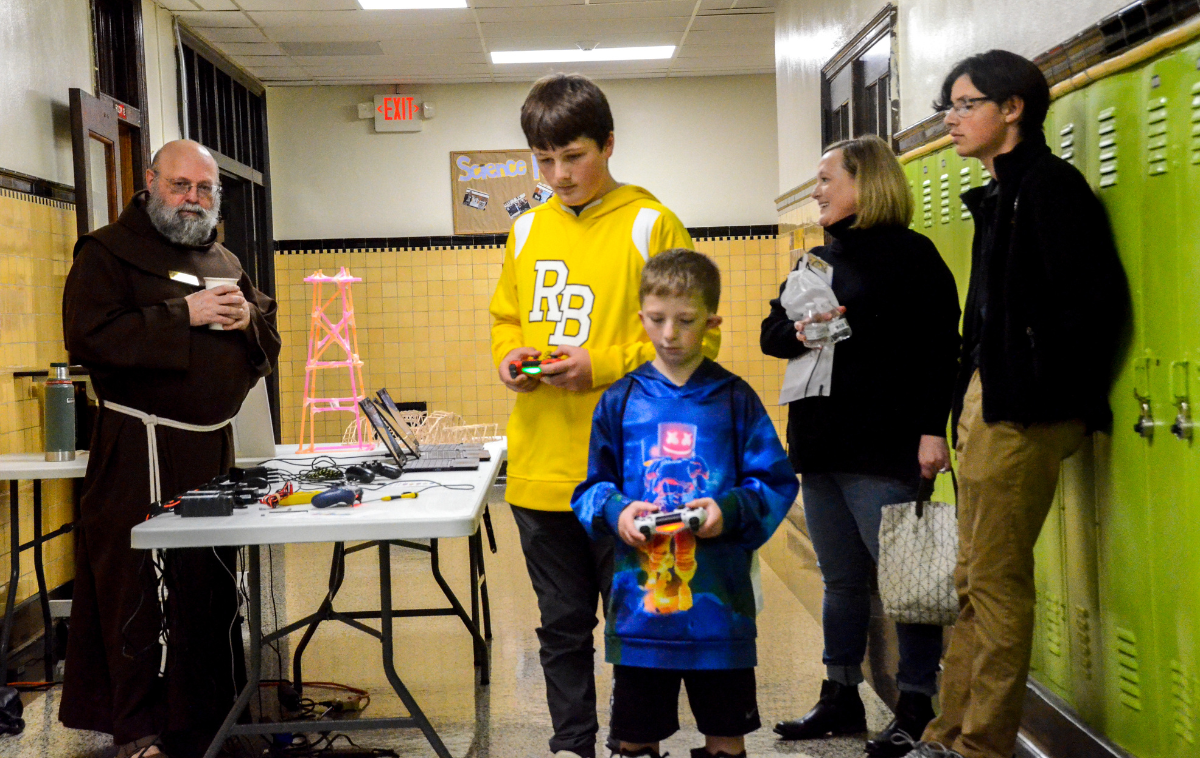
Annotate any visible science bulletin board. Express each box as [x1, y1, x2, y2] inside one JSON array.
[[450, 149, 555, 235]]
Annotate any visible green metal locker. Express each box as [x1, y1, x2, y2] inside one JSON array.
[[1088, 64, 1162, 758], [1047, 87, 1108, 722], [1142, 46, 1200, 757], [1177, 41, 1200, 755]]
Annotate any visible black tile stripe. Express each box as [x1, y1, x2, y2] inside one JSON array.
[[273, 225, 780, 253]]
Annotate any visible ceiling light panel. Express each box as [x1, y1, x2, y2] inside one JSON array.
[[491, 45, 675, 64]]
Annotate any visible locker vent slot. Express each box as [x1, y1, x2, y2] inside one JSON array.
[[1043, 593, 1067, 657], [1074, 605, 1093, 680], [939, 174, 951, 224], [1115, 627, 1144, 711], [1147, 96, 1169, 175], [959, 166, 972, 219], [1059, 122, 1076, 165], [922, 179, 933, 228], [1191, 81, 1200, 164], [1171, 659, 1195, 744], [1098, 107, 1119, 187]]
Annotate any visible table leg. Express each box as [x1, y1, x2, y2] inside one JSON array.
[[475, 531, 492, 641], [427, 539, 489, 684], [377, 541, 453, 758], [203, 545, 261, 758], [292, 542, 347, 694], [31, 480, 53, 679], [0, 482, 18, 683]]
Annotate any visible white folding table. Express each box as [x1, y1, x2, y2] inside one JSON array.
[[0, 453, 89, 682], [131, 440, 506, 758]]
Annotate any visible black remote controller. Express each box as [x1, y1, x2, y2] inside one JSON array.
[[366, 461, 402, 479], [344, 465, 375, 484]]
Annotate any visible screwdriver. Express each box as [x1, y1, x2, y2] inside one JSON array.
[[381, 492, 418, 501]]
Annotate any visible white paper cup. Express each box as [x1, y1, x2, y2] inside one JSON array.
[[204, 277, 240, 330]]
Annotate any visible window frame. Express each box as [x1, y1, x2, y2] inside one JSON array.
[[820, 4, 899, 149]]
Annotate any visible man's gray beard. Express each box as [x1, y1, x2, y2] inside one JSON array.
[[146, 188, 219, 247]]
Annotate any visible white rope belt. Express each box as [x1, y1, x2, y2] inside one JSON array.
[[103, 400, 233, 505]]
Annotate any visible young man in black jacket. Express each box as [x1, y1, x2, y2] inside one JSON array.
[[910, 51, 1128, 758]]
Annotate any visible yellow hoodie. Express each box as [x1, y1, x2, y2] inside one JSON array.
[[490, 185, 720, 511]]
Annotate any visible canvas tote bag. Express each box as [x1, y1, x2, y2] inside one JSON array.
[[878, 472, 960, 626]]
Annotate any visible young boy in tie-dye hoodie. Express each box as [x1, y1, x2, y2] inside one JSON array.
[[572, 250, 799, 758]]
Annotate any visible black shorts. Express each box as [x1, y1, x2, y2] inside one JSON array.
[[609, 665, 760, 743]]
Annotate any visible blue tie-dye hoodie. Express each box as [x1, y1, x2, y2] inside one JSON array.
[[572, 359, 798, 670]]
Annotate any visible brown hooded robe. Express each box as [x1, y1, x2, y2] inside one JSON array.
[[59, 191, 281, 757]]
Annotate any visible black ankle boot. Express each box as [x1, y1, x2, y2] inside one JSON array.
[[689, 749, 745, 758], [773, 679, 867, 740], [864, 691, 935, 757], [611, 748, 666, 758]]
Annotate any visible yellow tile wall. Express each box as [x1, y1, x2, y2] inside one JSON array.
[[0, 188, 77, 605], [272, 234, 795, 447]]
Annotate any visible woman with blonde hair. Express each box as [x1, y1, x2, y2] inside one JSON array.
[[761, 135, 961, 756]]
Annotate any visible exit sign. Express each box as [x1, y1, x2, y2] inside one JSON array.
[[374, 94, 423, 132]]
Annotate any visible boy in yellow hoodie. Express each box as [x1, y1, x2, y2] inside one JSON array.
[[489, 74, 719, 758]]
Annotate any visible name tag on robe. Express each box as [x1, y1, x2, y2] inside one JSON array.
[[168, 271, 200, 286]]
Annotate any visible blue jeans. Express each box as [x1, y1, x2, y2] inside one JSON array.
[[802, 472, 944, 697]]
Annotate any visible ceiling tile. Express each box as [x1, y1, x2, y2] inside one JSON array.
[[473, 1, 695, 23], [247, 8, 474, 26], [238, 0, 358, 9], [479, 17, 688, 38], [194, 26, 272, 43], [280, 41, 386, 55], [156, 0, 201, 10], [689, 12, 774, 31], [177, 0, 775, 86], [264, 23, 480, 41], [487, 33, 681, 51], [212, 41, 289, 56], [377, 38, 485, 54], [177, 11, 255, 27]]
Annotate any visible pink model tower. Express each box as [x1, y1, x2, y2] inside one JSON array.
[[297, 267, 373, 453]]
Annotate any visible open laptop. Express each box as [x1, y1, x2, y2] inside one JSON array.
[[375, 389, 488, 461], [359, 398, 479, 472]]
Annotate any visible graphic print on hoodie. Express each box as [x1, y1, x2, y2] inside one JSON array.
[[640, 422, 710, 615], [573, 359, 798, 670]]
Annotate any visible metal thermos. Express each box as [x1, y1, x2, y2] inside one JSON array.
[[44, 363, 75, 462]]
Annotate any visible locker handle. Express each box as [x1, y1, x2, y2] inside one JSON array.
[[1135, 399, 1155, 439], [1133, 361, 1153, 439], [1171, 400, 1193, 442]]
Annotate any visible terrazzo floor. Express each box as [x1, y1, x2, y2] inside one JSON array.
[[0, 482, 891, 758]]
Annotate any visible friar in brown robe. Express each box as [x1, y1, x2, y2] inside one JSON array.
[[59, 140, 281, 758]]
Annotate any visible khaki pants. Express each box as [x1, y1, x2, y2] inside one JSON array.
[[923, 371, 1084, 758]]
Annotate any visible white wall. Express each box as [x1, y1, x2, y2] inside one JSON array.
[[267, 75, 779, 239], [775, 0, 1132, 194], [0, 0, 181, 184], [0, 0, 94, 184], [142, 0, 183, 153]]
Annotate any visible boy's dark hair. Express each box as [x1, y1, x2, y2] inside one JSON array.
[[639, 249, 721, 312], [520, 74, 614, 151], [934, 50, 1049, 141]]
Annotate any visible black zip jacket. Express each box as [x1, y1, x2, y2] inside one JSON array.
[[955, 137, 1128, 438], [761, 218, 961, 480]]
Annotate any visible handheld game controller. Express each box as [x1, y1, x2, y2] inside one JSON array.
[[508, 355, 566, 379], [634, 506, 708, 540]]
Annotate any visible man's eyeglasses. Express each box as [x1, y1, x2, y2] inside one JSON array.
[[153, 173, 220, 200], [940, 96, 992, 117]]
